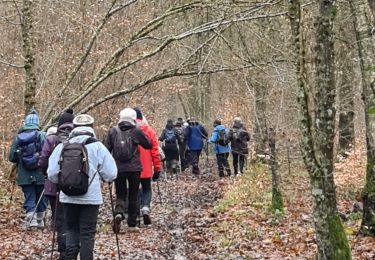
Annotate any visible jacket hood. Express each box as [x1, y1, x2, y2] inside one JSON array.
[[118, 121, 135, 130], [19, 124, 40, 133], [58, 122, 74, 131], [69, 126, 96, 141], [214, 124, 226, 131], [233, 121, 242, 129]]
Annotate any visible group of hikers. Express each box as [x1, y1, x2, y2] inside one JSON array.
[[8, 107, 250, 260]]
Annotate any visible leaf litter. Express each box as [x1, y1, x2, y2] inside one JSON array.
[[0, 147, 374, 259]]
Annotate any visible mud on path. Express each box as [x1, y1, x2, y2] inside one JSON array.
[[0, 171, 226, 259]]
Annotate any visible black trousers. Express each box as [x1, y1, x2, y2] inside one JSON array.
[[115, 171, 141, 227], [64, 203, 99, 260], [232, 153, 246, 174], [190, 150, 201, 174], [216, 153, 231, 177]]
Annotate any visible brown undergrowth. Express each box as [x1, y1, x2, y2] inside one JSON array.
[[209, 146, 375, 259]]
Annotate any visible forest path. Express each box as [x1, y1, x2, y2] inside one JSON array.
[[0, 168, 226, 260]]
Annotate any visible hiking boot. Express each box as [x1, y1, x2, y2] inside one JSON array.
[[26, 212, 38, 229], [143, 214, 151, 225], [112, 214, 122, 234], [142, 207, 151, 225], [36, 212, 46, 228], [128, 226, 140, 232]]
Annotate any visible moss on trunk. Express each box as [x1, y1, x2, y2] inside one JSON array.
[[272, 188, 284, 213], [361, 161, 375, 235], [325, 214, 352, 260]]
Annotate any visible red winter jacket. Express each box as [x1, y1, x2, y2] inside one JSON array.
[[137, 119, 161, 179]]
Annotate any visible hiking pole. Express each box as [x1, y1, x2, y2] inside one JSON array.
[[50, 194, 59, 260], [205, 139, 210, 176], [108, 183, 121, 260], [17, 189, 45, 252], [6, 180, 16, 221], [156, 180, 162, 205], [176, 141, 182, 177]]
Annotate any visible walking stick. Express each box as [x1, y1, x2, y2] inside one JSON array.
[[50, 193, 59, 260], [17, 189, 45, 252], [156, 180, 162, 205], [205, 139, 210, 175], [176, 141, 182, 178], [6, 180, 16, 221], [108, 183, 121, 260]]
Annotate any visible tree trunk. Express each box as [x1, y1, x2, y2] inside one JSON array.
[[288, 0, 351, 258], [367, 0, 375, 27], [349, 0, 375, 236], [268, 128, 283, 212], [21, 0, 37, 114], [253, 81, 268, 158]]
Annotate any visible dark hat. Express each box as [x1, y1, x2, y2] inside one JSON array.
[[213, 119, 221, 127], [133, 107, 143, 120], [58, 108, 74, 127]]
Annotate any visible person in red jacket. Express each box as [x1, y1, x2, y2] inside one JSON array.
[[134, 108, 162, 225]]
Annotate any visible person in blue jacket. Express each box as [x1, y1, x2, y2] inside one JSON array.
[[209, 119, 232, 177], [184, 118, 208, 175]]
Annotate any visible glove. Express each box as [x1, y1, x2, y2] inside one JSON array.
[[152, 171, 160, 181]]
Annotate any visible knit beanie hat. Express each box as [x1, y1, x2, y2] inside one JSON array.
[[119, 108, 136, 125], [24, 110, 39, 126], [133, 107, 143, 120], [73, 114, 94, 127], [213, 119, 221, 127], [58, 108, 74, 127], [234, 117, 242, 123]]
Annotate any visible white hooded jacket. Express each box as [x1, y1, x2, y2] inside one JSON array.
[[47, 126, 117, 205]]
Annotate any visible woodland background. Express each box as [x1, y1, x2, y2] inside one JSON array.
[[0, 0, 375, 259]]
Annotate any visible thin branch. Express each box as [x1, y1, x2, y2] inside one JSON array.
[[78, 64, 256, 114], [0, 59, 24, 68]]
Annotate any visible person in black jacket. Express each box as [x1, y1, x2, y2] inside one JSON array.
[[104, 108, 151, 232], [229, 117, 250, 176], [159, 119, 182, 176]]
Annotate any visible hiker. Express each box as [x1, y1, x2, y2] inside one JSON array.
[[209, 119, 232, 177], [159, 119, 182, 176], [48, 114, 117, 260], [185, 118, 208, 175], [104, 108, 152, 232], [38, 108, 74, 258], [134, 107, 161, 225], [229, 117, 250, 176], [174, 118, 188, 171], [8, 109, 47, 229]]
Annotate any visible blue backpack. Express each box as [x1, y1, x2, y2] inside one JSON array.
[[17, 130, 40, 170], [165, 129, 177, 143]]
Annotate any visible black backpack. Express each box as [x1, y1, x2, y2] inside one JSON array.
[[165, 129, 177, 143], [175, 127, 184, 143], [217, 128, 230, 146], [112, 126, 136, 162], [58, 138, 97, 196]]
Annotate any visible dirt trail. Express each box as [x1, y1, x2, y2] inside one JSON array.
[[0, 172, 225, 260]]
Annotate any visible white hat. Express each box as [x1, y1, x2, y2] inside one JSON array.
[[73, 114, 94, 126], [234, 117, 242, 123], [46, 126, 57, 136], [119, 108, 136, 125]]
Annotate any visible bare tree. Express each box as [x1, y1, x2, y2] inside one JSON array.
[[288, 0, 351, 258], [349, 0, 375, 236]]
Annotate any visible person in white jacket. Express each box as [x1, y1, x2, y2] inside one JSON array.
[[48, 114, 117, 260]]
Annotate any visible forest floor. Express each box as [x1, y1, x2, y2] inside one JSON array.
[[0, 147, 374, 259]]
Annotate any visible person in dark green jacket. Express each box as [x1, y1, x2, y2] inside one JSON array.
[[8, 110, 47, 229]]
